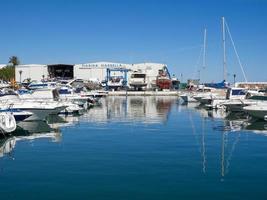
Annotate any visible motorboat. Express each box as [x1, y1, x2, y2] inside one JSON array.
[[243, 103, 267, 121], [152, 68, 172, 90], [156, 76, 172, 90], [0, 108, 32, 122], [0, 89, 66, 121], [107, 76, 125, 90], [19, 88, 82, 115], [58, 101, 84, 115], [223, 93, 267, 112], [58, 87, 94, 109], [180, 86, 221, 103], [27, 81, 57, 90], [0, 88, 20, 101], [193, 88, 226, 105], [180, 92, 198, 103], [129, 71, 147, 90], [7, 101, 66, 121], [0, 112, 16, 133], [207, 87, 247, 109], [0, 80, 10, 89]]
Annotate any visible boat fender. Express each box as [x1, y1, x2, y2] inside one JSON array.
[[264, 115, 267, 122]]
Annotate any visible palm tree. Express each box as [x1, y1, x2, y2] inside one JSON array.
[[8, 56, 20, 66]]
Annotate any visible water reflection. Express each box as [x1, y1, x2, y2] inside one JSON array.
[[0, 137, 16, 158], [1, 98, 267, 183], [180, 101, 267, 179], [85, 96, 178, 124], [0, 132, 61, 158], [181, 102, 267, 135], [0, 115, 80, 158]]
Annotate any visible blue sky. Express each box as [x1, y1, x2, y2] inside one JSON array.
[[0, 0, 266, 82]]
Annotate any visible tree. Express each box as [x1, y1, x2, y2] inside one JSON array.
[[0, 66, 15, 81], [8, 56, 20, 66]]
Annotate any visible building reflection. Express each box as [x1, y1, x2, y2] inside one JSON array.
[[85, 96, 178, 124]]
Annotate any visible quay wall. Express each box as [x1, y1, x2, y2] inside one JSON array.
[[108, 91, 179, 96]]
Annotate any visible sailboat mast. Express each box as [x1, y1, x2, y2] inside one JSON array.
[[222, 17, 227, 81], [203, 28, 207, 69]]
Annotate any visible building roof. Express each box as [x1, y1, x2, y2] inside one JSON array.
[[16, 64, 47, 68]]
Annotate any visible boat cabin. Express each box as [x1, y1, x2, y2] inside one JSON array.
[[226, 87, 247, 100], [19, 88, 60, 101]]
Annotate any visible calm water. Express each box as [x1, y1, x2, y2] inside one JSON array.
[[1, 96, 267, 200]]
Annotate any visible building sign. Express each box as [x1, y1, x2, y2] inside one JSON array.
[[79, 63, 128, 69]]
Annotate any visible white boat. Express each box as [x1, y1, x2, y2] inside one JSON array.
[[58, 87, 97, 108], [0, 112, 16, 133], [19, 88, 82, 115], [0, 80, 10, 89], [223, 93, 267, 112], [27, 81, 57, 90], [180, 93, 198, 103], [8, 101, 66, 121], [58, 101, 84, 115], [243, 104, 267, 121], [194, 88, 226, 105], [0, 88, 20, 101], [208, 87, 247, 109], [0, 90, 66, 121], [0, 109, 33, 122], [129, 71, 147, 90]]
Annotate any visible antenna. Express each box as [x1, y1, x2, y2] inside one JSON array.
[[222, 17, 227, 81]]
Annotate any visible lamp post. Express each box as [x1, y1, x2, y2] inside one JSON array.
[[233, 74, 236, 85], [19, 70, 23, 83]]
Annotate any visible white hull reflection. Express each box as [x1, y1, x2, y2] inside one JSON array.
[[0, 131, 62, 158]]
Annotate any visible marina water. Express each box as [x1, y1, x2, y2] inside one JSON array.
[[0, 96, 267, 199]]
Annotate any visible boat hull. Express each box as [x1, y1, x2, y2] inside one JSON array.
[[244, 106, 267, 121], [180, 95, 197, 103], [19, 108, 55, 121]]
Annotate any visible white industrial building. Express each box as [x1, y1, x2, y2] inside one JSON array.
[[15, 64, 48, 83], [15, 61, 168, 88]]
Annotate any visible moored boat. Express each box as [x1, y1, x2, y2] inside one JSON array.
[[129, 71, 147, 90], [243, 104, 267, 121], [0, 112, 16, 133]]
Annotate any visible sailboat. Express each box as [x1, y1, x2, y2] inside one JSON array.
[[180, 29, 208, 103], [206, 17, 252, 109]]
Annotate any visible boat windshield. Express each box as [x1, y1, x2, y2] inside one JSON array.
[[131, 74, 146, 78], [232, 89, 246, 96]]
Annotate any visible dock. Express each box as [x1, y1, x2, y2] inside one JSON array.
[[107, 90, 180, 96]]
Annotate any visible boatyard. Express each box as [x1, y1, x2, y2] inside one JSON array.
[[1, 0, 267, 200]]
